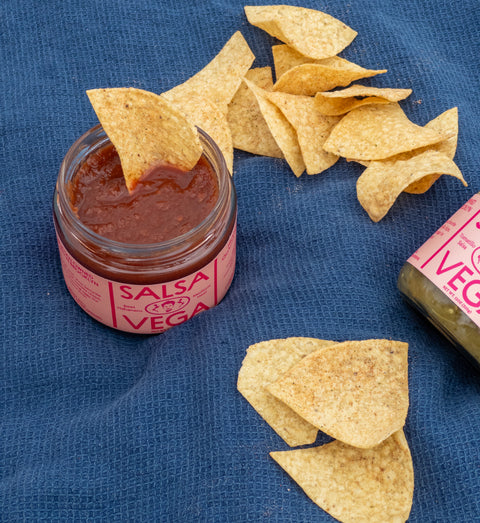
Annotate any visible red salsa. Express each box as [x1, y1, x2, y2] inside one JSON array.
[[69, 143, 219, 244]]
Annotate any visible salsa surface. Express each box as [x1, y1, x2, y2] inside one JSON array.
[[70, 143, 219, 244]]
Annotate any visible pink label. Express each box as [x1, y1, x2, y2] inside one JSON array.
[[57, 225, 236, 334], [408, 194, 480, 327]]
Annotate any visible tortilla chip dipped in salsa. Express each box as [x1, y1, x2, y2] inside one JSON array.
[[86, 87, 202, 192]]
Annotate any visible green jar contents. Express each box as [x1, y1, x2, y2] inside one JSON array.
[[398, 194, 480, 370]]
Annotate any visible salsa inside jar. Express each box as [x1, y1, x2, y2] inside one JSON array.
[[69, 143, 219, 244]]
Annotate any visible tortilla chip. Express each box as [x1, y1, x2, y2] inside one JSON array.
[[160, 32, 254, 173], [352, 106, 459, 174], [266, 91, 340, 174], [425, 107, 458, 158], [273, 57, 387, 96], [86, 87, 202, 192], [272, 44, 314, 79], [380, 107, 459, 165], [268, 339, 409, 448], [404, 107, 459, 193], [323, 103, 444, 161], [357, 150, 467, 222], [162, 31, 255, 113], [244, 78, 305, 176], [270, 430, 414, 523], [314, 85, 412, 116], [242, 66, 275, 91], [165, 94, 233, 173], [244, 5, 357, 60], [238, 338, 336, 447], [227, 67, 283, 158]]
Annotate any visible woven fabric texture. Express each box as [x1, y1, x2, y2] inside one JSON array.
[[1, 1, 479, 521]]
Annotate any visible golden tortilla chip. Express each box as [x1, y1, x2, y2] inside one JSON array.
[[380, 107, 459, 165], [238, 338, 336, 447], [227, 67, 283, 158], [425, 107, 458, 158], [266, 91, 340, 174], [244, 78, 305, 176], [161, 32, 254, 174], [86, 87, 202, 192], [350, 106, 459, 174], [243, 66, 275, 91], [404, 107, 459, 194], [272, 44, 314, 79], [268, 339, 409, 448], [356, 150, 467, 222], [166, 94, 233, 173], [315, 85, 412, 116], [270, 430, 414, 523], [273, 57, 387, 96], [244, 5, 357, 60], [323, 103, 444, 161], [162, 31, 255, 113]]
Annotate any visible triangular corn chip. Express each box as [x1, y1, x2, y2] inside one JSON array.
[[238, 338, 336, 447], [244, 5, 357, 60], [161, 32, 254, 173], [272, 44, 315, 79], [243, 66, 275, 91], [266, 91, 340, 174], [244, 78, 305, 176], [86, 88, 202, 192], [273, 57, 387, 96], [268, 339, 409, 448], [425, 107, 458, 159], [404, 107, 459, 193], [357, 150, 467, 222], [162, 31, 255, 113], [352, 107, 460, 176], [323, 103, 444, 160], [166, 94, 234, 173], [227, 67, 283, 158], [270, 430, 414, 523], [315, 84, 412, 116]]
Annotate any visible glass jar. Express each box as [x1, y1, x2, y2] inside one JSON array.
[[53, 125, 237, 334], [398, 193, 480, 370]]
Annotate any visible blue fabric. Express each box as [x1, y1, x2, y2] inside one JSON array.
[[1, 0, 479, 521]]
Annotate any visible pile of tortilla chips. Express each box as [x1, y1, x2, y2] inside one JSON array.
[[241, 5, 466, 221], [87, 4, 467, 218], [240, 5, 467, 221], [238, 337, 414, 522]]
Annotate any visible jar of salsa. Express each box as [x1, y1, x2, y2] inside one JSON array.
[[398, 193, 480, 370], [53, 125, 237, 334]]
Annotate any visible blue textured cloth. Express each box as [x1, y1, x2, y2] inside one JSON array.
[[1, 1, 479, 521]]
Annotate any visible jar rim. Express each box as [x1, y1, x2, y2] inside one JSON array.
[[55, 124, 231, 257]]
